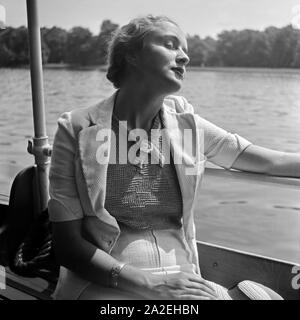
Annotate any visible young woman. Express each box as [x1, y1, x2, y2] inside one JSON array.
[[48, 15, 300, 300]]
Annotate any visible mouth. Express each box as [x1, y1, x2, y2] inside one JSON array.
[[171, 67, 185, 79]]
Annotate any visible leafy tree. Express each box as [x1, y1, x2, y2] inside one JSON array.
[[1, 23, 300, 68], [216, 29, 271, 67], [267, 25, 300, 67], [292, 39, 300, 67], [0, 28, 17, 66], [187, 35, 205, 66], [40, 37, 50, 64], [63, 21, 118, 66], [65, 27, 93, 65], [0, 26, 49, 66], [95, 19, 119, 65], [201, 36, 219, 66], [42, 27, 67, 63], [1, 26, 29, 65], [247, 32, 272, 67]]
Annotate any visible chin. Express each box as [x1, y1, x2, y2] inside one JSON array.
[[161, 77, 182, 94], [167, 80, 182, 94]]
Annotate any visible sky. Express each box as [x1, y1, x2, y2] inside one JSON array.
[[1, 0, 300, 38]]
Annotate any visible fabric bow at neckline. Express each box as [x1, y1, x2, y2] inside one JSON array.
[[129, 138, 166, 168], [112, 112, 166, 168]]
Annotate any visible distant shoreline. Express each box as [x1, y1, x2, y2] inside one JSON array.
[[44, 64, 300, 74], [187, 66, 300, 73], [2, 64, 300, 74], [4, 63, 108, 71], [43, 63, 108, 71]]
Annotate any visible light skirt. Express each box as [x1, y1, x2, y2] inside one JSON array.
[[52, 226, 282, 300], [76, 267, 231, 300]]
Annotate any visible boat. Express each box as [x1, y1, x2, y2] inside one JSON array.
[[0, 0, 299, 300], [1, 167, 300, 300]]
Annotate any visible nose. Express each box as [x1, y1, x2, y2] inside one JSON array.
[[176, 48, 190, 66]]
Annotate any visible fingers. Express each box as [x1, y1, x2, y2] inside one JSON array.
[[185, 274, 218, 297], [167, 273, 218, 299], [155, 272, 220, 300], [189, 284, 217, 298]]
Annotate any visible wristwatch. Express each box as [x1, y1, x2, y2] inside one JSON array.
[[110, 262, 127, 288]]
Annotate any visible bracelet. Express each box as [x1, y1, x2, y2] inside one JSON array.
[[110, 262, 127, 288]]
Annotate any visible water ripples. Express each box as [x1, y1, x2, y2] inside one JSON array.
[[0, 67, 300, 262]]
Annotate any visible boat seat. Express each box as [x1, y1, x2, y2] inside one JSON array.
[[1, 166, 37, 267], [0, 166, 58, 300]]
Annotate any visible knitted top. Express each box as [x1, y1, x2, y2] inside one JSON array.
[[104, 111, 183, 230]]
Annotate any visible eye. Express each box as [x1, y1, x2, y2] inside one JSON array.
[[165, 41, 175, 49]]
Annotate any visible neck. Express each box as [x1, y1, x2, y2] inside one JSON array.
[[113, 83, 166, 132]]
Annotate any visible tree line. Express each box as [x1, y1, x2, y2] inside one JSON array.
[[0, 19, 300, 68]]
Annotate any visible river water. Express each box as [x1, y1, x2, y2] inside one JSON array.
[[0, 67, 299, 263]]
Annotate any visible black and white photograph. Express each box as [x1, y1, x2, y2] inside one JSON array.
[[0, 0, 300, 306]]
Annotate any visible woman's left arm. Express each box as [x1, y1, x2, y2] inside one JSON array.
[[231, 144, 300, 178]]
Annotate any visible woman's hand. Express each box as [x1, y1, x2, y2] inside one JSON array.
[[142, 271, 219, 300]]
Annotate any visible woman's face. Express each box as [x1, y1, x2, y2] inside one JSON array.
[[132, 21, 190, 94]]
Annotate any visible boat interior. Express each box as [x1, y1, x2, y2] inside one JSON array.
[[0, 165, 299, 300]]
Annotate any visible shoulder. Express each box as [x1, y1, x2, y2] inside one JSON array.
[[164, 95, 223, 131], [57, 107, 90, 138], [56, 96, 111, 138], [164, 95, 195, 114]]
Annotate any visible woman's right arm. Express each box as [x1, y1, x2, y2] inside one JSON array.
[[52, 219, 150, 292], [48, 112, 151, 295]]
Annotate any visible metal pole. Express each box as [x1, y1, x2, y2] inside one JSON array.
[[26, 0, 51, 213]]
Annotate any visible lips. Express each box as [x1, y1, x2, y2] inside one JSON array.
[[171, 67, 185, 78]]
